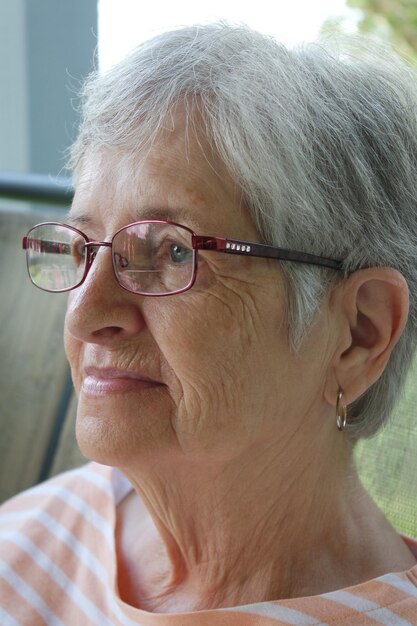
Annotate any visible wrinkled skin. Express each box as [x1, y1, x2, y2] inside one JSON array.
[[65, 122, 331, 472], [64, 117, 415, 612]]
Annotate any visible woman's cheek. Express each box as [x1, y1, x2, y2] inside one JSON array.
[[64, 330, 82, 393], [162, 303, 251, 413]]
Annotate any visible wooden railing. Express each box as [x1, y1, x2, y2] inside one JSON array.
[[0, 174, 83, 504], [0, 171, 73, 205]]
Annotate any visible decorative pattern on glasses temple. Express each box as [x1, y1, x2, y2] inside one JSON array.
[[192, 235, 343, 271]]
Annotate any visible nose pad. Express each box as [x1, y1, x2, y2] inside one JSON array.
[[89, 246, 99, 263], [80, 243, 114, 288]]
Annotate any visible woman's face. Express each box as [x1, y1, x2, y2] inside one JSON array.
[[64, 121, 332, 472]]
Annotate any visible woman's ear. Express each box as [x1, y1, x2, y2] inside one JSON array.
[[324, 267, 409, 406]]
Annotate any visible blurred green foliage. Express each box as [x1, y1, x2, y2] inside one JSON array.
[[319, 1, 417, 539], [355, 359, 417, 538], [347, 0, 417, 61]]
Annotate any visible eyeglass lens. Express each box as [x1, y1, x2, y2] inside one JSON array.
[[25, 222, 196, 295], [112, 222, 195, 295], [25, 224, 87, 292]]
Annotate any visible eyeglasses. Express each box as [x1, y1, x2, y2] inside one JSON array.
[[22, 220, 343, 297]]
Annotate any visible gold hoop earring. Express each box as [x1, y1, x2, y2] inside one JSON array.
[[336, 389, 347, 431]]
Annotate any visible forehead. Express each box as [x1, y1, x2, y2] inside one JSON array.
[[70, 115, 258, 238]]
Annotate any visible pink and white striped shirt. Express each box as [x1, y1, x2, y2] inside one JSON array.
[[1, 462, 417, 625]]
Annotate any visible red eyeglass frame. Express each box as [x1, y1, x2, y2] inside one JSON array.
[[22, 220, 343, 296]]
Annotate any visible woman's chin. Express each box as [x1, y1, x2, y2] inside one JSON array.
[[75, 390, 173, 467]]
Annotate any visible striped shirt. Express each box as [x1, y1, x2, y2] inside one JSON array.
[[1, 463, 416, 625]]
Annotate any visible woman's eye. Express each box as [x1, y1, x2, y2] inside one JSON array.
[[169, 243, 193, 264], [71, 238, 87, 266]]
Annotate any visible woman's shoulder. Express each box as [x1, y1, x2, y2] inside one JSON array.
[[0, 462, 134, 555], [0, 462, 133, 624], [0, 461, 134, 523], [0, 464, 113, 550], [1, 462, 112, 513]]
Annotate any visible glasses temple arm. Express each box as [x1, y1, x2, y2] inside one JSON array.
[[192, 235, 343, 271]]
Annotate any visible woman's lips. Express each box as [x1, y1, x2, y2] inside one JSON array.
[[82, 367, 164, 397]]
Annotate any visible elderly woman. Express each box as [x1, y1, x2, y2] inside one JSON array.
[[1, 23, 417, 625]]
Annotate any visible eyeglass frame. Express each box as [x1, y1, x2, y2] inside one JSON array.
[[22, 219, 343, 297]]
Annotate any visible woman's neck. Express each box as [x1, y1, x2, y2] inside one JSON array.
[[115, 437, 416, 613]]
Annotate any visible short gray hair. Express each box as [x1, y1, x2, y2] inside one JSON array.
[[70, 23, 417, 438]]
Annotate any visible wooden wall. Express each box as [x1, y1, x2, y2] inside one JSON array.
[[0, 209, 84, 504]]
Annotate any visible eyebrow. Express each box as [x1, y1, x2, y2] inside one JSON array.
[[67, 206, 204, 231], [66, 212, 91, 227], [133, 207, 196, 223]]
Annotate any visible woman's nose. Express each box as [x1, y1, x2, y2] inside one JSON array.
[[65, 246, 146, 344]]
